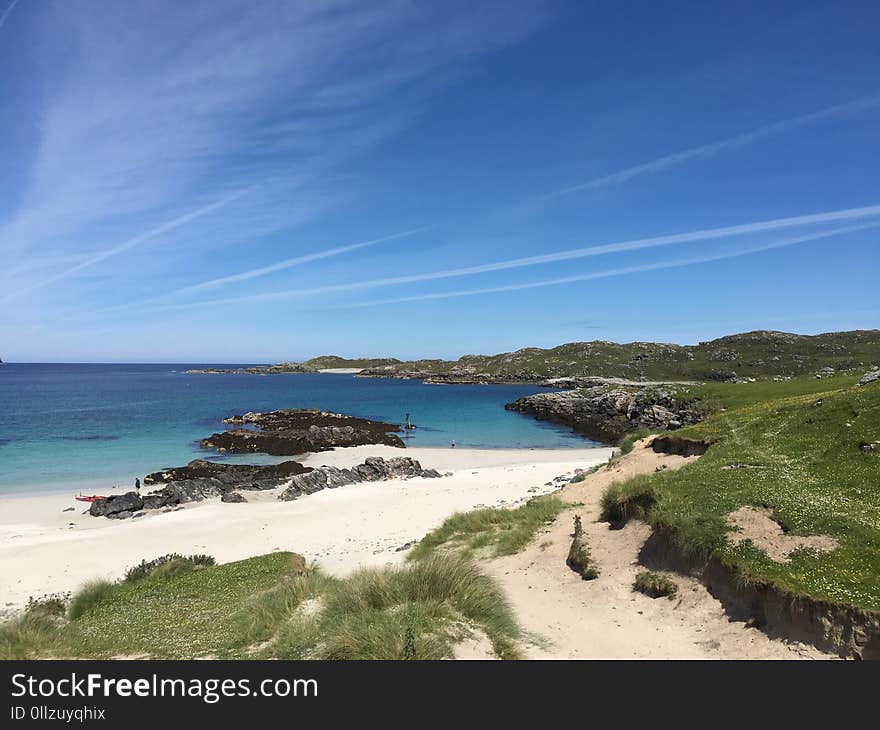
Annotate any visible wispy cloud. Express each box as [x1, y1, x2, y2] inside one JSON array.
[[0, 0, 20, 30], [346, 223, 878, 307], [159, 227, 430, 299], [1, 1, 547, 283], [2, 190, 249, 300], [539, 94, 880, 200], [134, 202, 880, 311]]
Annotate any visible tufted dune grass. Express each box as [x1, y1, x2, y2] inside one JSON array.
[[408, 496, 565, 560], [1, 552, 520, 660]]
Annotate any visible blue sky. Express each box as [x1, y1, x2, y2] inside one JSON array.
[[1, 0, 878, 363]]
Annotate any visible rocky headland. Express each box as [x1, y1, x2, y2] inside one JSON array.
[[505, 384, 705, 444], [199, 409, 405, 456], [186, 362, 316, 375], [185, 330, 880, 384]]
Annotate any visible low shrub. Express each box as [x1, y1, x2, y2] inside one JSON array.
[[124, 553, 215, 583], [599, 476, 659, 525], [566, 517, 598, 581], [25, 593, 69, 618], [633, 570, 678, 599]]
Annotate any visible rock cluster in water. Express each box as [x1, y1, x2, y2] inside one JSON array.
[[199, 408, 405, 456], [505, 385, 704, 444]]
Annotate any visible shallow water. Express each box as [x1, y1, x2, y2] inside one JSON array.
[[0, 364, 590, 493]]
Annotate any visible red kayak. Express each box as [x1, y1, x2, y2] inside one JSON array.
[[75, 495, 106, 503]]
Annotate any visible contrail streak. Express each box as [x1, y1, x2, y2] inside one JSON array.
[[0, 0, 21, 30], [3, 190, 248, 300], [343, 223, 877, 306], [162, 227, 429, 299], [144, 202, 880, 311], [539, 94, 880, 200]]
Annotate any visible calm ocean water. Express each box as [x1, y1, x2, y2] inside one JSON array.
[[0, 364, 590, 494]]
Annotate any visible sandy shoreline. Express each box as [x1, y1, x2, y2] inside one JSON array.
[[0, 445, 612, 611]]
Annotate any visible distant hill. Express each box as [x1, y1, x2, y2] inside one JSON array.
[[302, 355, 403, 370], [353, 330, 880, 381]]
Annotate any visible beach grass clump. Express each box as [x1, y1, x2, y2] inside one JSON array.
[[124, 553, 216, 583], [597, 377, 880, 612], [67, 580, 117, 621], [408, 496, 565, 560], [633, 570, 678, 599], [231, 568, 335, 648], [268, 554, 520, 660], [3, 551, 520, 660], [0, 612, 62, 660], [566, 516, 598, 580], [599, 474, 659, 526]]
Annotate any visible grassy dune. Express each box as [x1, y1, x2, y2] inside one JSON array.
[[0, 552, 519, 660], [408, 496, 565, 560], [602, 378, 880, 611]]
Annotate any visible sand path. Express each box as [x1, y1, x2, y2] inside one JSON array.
[[479, 439, 832, 659]]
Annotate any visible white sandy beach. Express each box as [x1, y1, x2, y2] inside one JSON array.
[[0, 445, 612, 611]]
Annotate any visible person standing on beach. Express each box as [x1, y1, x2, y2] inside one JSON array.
[[451, 440, 456, 448], [134, 478, 140, 492]]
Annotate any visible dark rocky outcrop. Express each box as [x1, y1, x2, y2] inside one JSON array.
[[278, 456, 441, 501], [185, 363, 316, 375], [153, 460, 314, 504], [505, 386, 704, 444], [199, 409, 404, 456], [144, 458, 310, 485], [91, 457, 442, 518], [89, 491, 144, 517], [650, 435, 714, 457]]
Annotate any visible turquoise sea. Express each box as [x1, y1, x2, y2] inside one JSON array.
[[0, 364, 590, 494]]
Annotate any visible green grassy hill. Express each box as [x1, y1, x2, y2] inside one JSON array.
[[302, 355, 402, 369], [602, 376, 880, 613], [355, 329, 880, 381]]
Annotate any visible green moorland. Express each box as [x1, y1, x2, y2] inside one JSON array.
[[353, 330, 880, 381], [0, 552, 520, 660], [302, 355, 402, 369], [601, 376, 880, 612]]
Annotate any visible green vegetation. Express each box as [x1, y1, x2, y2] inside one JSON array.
[[0, 612, 61, 660], [408, 496, 565, 560], [601, 378, 880, 612], [268, 555, 519, 660], [24, 594, 68, 619], [1, 552, 520, 660], [566, 515, 599, 580], [302, 355, 402, 369], [618, 427, 655, 455], [124, 553, 215, 583], [633, 570, 678, 599], [665, 373, 862, 413], [342, 330, 880, 381], [67, 580, 116, 621]]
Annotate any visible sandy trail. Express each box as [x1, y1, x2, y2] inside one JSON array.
[[0, 445, 612, 611], [483, 439, 832, 659]]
